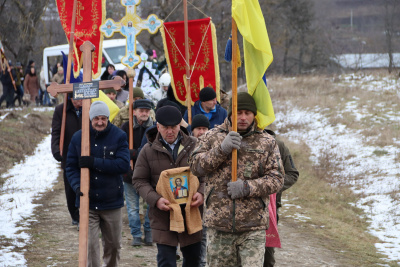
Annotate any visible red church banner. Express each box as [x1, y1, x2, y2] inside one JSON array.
[[56, 0, 106, 79], [160, 18, 220, 106]]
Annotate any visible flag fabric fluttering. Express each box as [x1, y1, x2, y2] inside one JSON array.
[[56, 0, 106, 79], [232, 0, 274, 129], [62, 52, 119, 122]]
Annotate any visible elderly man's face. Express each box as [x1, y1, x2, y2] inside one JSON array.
[[157, 123, 180, 144], [231, 110, 255, 131], [134, 108, 150, 124], [192, 127, 208, 138], [91, 115, 108, 131]]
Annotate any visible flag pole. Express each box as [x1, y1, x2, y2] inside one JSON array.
[[127, 69, 136, 169], [60, 0, 78, 156], [231, 18, 238, 182], [183, 0, 192, 124]]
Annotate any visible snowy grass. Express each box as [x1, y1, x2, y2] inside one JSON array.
[[0, 135, 60, 265], [269, 72, 400, 265]]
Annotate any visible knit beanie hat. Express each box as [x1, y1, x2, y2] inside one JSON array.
[[191, 114, 210, 130], [104, 88, 117, 94], [89, 101, 110, 121], [132, 87, 144, 99], [228, 92, 257, 116], [156, 106, 182, 126], [199, 87, 216, 102]]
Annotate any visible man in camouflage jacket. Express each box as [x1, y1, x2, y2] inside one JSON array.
[[190, 92, 284, 267]]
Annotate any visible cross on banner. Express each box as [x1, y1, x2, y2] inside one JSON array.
[[47, 41, 125, 267], [100, 0, 162, 68]]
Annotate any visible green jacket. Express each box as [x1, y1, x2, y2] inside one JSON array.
[[190, 118, 284, 232]]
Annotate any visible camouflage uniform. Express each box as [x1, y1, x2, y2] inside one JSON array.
[[207, 228, 265, 267], [190, 118, 284, 266]]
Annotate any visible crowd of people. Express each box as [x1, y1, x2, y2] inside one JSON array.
[[0, 59, 66, 108], [49, 48, 299, 267]]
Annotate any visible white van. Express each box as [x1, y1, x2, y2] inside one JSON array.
[[42, 39, 145, 84]]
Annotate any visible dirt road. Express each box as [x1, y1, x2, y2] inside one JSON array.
[[24, 173, 345, 266]]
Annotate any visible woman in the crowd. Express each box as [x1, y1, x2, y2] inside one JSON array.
[[24, 67, 40, 105]]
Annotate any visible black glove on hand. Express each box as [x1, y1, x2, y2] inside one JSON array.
[[79, 156, 95, 169], [129, 149, 137, 160], [76, 187, 84, 196], [53, 152, 63, 162], [220, 131, 242, 154], [227, 179, 250, 199]]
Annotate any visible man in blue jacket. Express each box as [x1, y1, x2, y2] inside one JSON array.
[[183, 87, 227, 129], [66, 101, 130, 267]]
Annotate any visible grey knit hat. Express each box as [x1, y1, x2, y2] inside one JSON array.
[[89, 101, 110, 121]]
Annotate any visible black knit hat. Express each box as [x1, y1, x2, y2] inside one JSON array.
[[228, 92, 257, 116], [156, 106, 182, 126], [191, 114, 210, 130], [133, 99, 152, 110], [199, 87, 216, 102], [156, 99, 181, 112]]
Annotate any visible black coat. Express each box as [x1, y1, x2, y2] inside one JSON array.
[[51, 100, 83, 169], [121, 116, 155, 183], [66, 123, 130, 210]]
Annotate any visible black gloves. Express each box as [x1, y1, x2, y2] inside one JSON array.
[[76, 187, 83, 196], [79, 156, 95, 169], [53, 152, 63, 162]]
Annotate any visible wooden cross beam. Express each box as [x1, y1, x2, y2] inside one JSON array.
[[47, 41, 124, 267]]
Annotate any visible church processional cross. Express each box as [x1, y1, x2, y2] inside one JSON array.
[[100, 0, 162, 69]]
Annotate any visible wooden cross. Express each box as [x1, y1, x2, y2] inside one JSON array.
[[47, 41, 124, 267]]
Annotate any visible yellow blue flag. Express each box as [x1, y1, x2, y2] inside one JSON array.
[[232, 0, 274, 128]]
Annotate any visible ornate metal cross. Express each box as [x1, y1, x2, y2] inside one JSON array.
[[100, 0, 162, 68]]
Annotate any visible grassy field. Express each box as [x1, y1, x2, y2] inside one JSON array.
[[268, 71, 400, 266], [0, 108, 53, 180]]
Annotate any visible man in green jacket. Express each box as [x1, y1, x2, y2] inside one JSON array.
[[190, 92, 284, 266]]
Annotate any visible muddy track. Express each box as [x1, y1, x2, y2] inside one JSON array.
[[24, 172, 345, 267]]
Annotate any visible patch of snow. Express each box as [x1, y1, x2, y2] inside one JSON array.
[[275, 105, 400, 263], [0, 135, 60, 266]]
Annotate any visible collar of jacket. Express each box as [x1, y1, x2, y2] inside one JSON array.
[[90, 121, 112, 138], [133, 115, 153, 129]]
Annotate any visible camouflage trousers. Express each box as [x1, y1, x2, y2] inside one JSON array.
[[206, 228, 265, 267]]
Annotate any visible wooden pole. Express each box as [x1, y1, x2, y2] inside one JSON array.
[[60, 0, 78, 156], [231, 18, 238, 182], [78, 41, 95, 267], [183, 0, 192, 124], [127, 69, 136, 169]]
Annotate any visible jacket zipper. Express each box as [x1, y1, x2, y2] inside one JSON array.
[[103, 146, 106, 159]]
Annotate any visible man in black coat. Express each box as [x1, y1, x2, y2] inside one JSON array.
[[0, 62, 16, 108], [51, 95, 82, 226]]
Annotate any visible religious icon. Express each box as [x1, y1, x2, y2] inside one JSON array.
[[120, 21, 137, 53], [169, 172, 189, 204]]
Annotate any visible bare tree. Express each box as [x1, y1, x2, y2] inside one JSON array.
[[384, 0, 400, 74], [0, 0, 50, 66]]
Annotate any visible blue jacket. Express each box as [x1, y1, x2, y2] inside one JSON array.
[[183, 101, 227, 129], [66, 122, 130, 210]]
